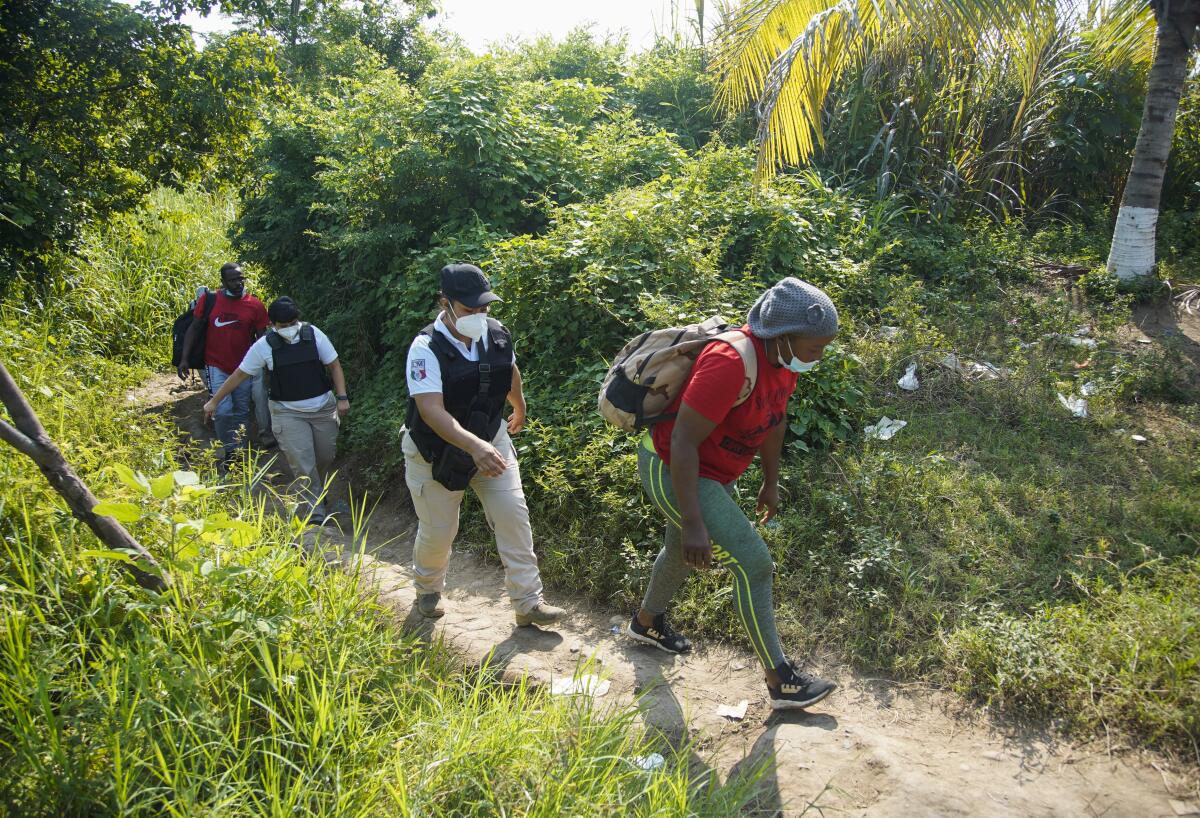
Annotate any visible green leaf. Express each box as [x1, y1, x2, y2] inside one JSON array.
[[273, 565, 305, 584], [173, 470, 200, 487], [92, 501, 142, 523], [174, 518, 203, 538], [113, 464, 150, 493], [79, 549, 136, 565], [150, 472, 174, 500]]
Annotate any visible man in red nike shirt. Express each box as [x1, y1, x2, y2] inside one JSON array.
[[178, 262, 269, 467]]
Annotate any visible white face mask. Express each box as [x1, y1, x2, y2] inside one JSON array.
[[448, 305, 488, 342], [275, 323, 302, 343], [778, 337, 819, 374]]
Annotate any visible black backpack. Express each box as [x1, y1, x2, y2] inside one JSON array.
[[171, 289, 218, 370]]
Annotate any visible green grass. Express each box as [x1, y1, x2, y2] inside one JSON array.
[[0, 193, 760, 816]]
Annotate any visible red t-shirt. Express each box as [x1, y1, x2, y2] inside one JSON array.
[[651, 326, 798, 484], [193, 291, 269, 374]]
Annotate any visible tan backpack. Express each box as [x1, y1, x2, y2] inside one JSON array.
[[598, 316, 758, 432]]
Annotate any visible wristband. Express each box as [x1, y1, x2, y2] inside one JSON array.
[[336, 394, 349, 401]]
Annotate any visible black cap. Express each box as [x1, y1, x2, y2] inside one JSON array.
[[268, 296, 300, 324], [440, 263, 501, 308]]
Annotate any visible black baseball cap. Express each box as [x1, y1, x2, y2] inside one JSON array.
[[267, 296, 300, 324], [440, 263, 501, 308]]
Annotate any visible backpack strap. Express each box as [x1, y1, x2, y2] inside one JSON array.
[[201, 289, 218, 323], [714, 330, 758, 407]]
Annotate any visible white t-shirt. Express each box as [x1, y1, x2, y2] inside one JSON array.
[[238, 323, 339, 411], [406, 314, 513, 396]]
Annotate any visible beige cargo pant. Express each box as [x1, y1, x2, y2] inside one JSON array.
[[402, 426, 544, 615], [270, 393, 339, 519]]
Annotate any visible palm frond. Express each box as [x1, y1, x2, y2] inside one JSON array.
[[712, 0, 1093, 180], [1082, 0, 1156, 70], [752, 1, 867, 179]]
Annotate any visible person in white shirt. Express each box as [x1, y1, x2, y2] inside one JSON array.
[[403, 263, 563, 627], [204, 297, 349, 524]]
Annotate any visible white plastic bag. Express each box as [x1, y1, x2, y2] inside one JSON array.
[[865, 417, 907, 440], [1057, 392, 1088, 418], [551, 674, 611, 697]]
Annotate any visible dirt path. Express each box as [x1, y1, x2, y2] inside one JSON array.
[[131, 373, 1195, 818]]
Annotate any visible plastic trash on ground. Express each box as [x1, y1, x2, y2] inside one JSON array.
[[716, 700, 749, 721], [897, 362, 919, 391], [938, 353, 1010, 380], [1057, 392, 1088, 418], [864, 417, 907, 441], [1080, 381, 1098, 397], [551, 674, 611, 698], [633, 753, 665, 772]]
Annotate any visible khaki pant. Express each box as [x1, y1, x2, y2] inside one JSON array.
[[252, 373, 275, 446], [403, 427, 544, 615], [271, 393, 339, 518]]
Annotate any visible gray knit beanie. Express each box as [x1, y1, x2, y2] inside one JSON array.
[[747, 277, 839, 339]]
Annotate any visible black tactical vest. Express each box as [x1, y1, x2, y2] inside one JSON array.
[[266, 324, 332, 402], [405, 318, 514, 464]]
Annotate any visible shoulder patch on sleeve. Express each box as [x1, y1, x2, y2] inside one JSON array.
[[410, 358, 427, 381]]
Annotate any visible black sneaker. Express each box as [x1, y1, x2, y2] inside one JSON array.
[[627, 613, 692, 654], [768, 659, 836, 710]]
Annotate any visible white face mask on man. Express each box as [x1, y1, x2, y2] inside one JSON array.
[[448, 304, 489, 341], [275, 322, 302, 343]]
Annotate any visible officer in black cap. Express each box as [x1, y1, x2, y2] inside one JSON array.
[[402, 263, 564, 626]]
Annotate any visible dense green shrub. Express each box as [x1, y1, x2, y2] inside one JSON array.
[[236, 58, 689, 374]]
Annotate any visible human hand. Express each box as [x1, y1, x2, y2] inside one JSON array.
[[756, 480, 780, 526], [177, 364, 189, 381], [471, 440, 507, 477], [202, 398, 217, 421], [507, 400, 526, 434], [337, 397, 350, 418], [681, 519, 712, 570]]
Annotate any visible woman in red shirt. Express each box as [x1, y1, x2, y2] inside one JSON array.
[[627, 278, 839, 710]]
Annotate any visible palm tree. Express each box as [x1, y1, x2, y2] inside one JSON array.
[[1106, 1, 1200, 279], [712, 0, 1199, 280]]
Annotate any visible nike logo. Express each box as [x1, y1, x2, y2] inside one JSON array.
[[214, 318, 239, 327]]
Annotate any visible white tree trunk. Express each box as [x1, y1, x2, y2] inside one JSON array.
[[1106, 0, 1199, 281], [1106, 205, 1159, 280]]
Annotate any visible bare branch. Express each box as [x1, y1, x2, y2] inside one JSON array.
[[0, 358, 168, 593], [0, 418, 39, 459]]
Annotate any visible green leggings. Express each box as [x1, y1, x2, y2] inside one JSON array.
[[638, 436, 785, 669]]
